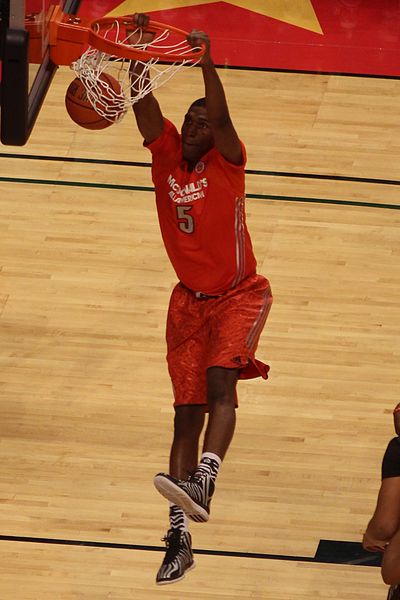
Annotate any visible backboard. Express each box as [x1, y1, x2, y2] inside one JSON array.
[[0, 0, 81, 145]]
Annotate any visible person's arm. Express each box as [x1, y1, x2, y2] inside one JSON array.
[[362, 528, 389, 553], [363, 476, 400, 552], [188, 30, 243, 165], [363, 431, 400, 553], [393, 403, 400, 435], [382, 527, 400, 585], [128, 13, 164, 144], [379, 409, 400, 584]]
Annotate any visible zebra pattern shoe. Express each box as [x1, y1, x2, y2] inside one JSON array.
[[154, 472, 215, 522], [387, 585, 400, 600], [156, 529, 195, 585]]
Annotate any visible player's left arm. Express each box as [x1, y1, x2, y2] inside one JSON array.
[[363, 476, 400, 552], [380, 408, 400, 584], [188, 30, 243, 165], [382, 527, 400, 584]]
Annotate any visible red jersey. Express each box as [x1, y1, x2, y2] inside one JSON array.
[[146, 119, 257, 295]]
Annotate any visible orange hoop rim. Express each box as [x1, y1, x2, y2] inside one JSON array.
[[87, 17, 206, 62]]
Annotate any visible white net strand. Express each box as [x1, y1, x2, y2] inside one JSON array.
[[70, 20, 201, 123], [72, 50, 128, 122]]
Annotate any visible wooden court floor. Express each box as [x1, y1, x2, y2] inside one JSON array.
[[1, 63, 400, 598]]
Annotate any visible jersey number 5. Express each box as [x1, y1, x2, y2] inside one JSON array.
[[176, 205, 194, 234]]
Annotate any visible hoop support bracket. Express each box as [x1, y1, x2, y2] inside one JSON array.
[[25, 5, 89, 66]]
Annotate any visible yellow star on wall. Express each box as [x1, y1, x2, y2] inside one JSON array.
[[107, 0, 323, 34]]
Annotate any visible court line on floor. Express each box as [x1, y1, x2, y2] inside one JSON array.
[[216, 64, 400, 80], [1, 153, 400, 187], [1, 176, 399, 210], [0, 534, 380, 567]]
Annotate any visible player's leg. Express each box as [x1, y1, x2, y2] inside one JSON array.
[[154, 288, 214, 522], [156, 284, 206, 584], [203, 366, 238, 458], [182, 275, 272, 520], [169, 405, 206, 479], [156, 367, 239, 524], [181, 366, 238, 514], [156, 407, 205, 585], [155, 275, 272, 523], [170, 366, 239, 522]]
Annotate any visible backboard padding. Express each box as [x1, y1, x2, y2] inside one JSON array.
[[0, 0, 81, 145]]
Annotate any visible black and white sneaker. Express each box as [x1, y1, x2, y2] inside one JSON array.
[[156, 529, 195, 585], [388, 585, 400, 600], [154, 473, 215, 523]]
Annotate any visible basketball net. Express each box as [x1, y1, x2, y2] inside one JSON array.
[[71, 19, 203, 124]]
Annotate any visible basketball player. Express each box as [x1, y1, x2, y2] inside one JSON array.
[[130, 13, 273, 585], [363, 403, 400, 599]]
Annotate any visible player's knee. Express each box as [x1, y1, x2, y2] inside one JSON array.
[[173, 405, 205, 438], [207, 366, 238, 407]]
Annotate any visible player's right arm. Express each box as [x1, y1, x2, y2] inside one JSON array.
[[128, 13, 164, 144], [132, 87, 164, 144]]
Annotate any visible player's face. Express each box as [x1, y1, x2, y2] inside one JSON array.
[[181, 106, 214, 162]]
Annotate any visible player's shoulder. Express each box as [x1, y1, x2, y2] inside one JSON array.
[[209, 140, 247, 168], [146, 118, 181, 154], [158, 118, 180, 143], [162, 118, 179, 136]]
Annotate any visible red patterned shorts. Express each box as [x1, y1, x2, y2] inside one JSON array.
[[166, 274, 273, 408]]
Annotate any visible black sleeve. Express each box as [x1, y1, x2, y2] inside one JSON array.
[[382, 437, 400, 479]]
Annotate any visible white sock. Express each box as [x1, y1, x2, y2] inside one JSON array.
[[196, 452, 222, 482]]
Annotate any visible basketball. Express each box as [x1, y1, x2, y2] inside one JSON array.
[[65, 74, 123, 130]]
